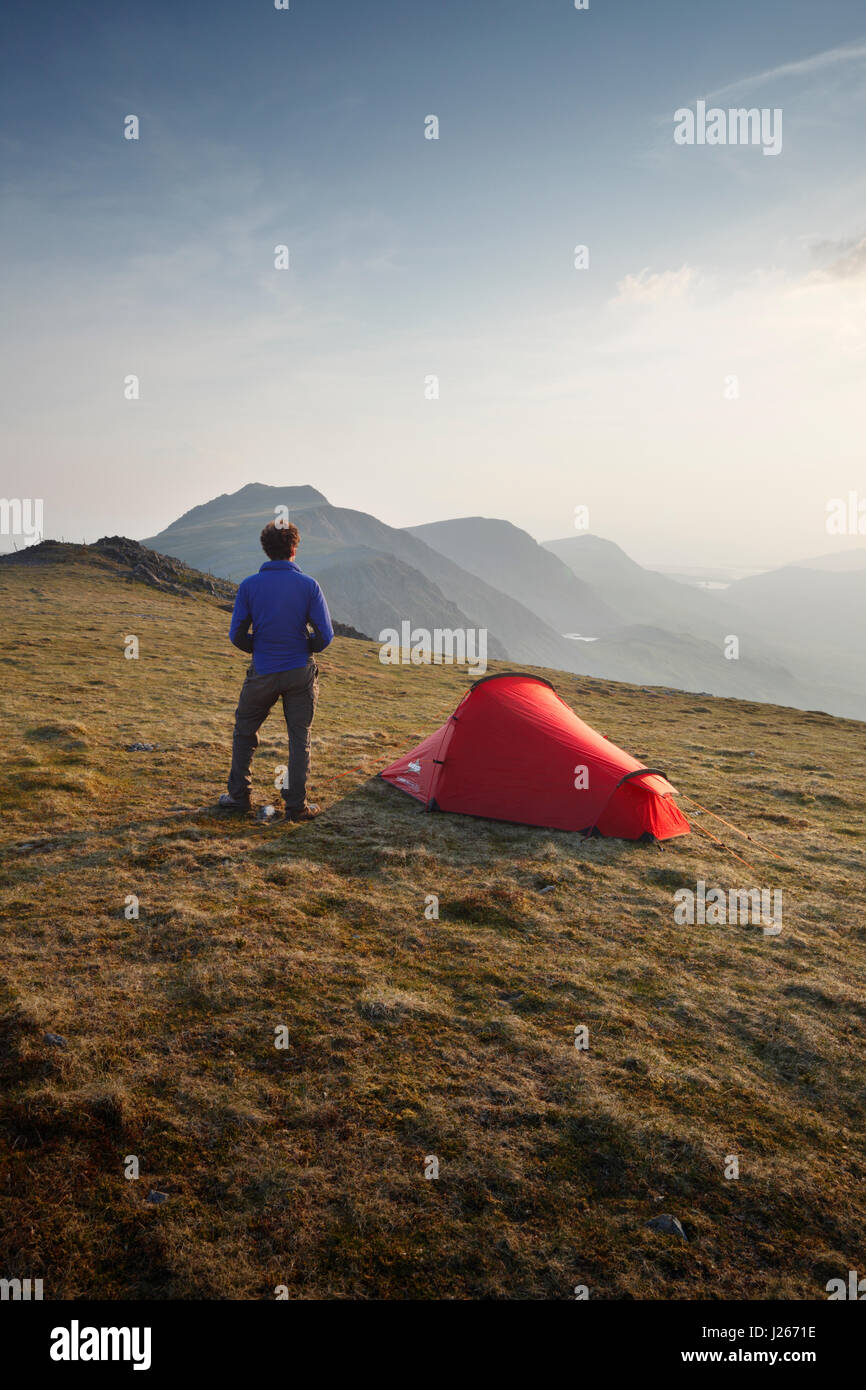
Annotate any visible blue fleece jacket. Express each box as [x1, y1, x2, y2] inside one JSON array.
[[228, 560, 334, 673]]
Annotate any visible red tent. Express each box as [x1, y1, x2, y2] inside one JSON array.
[[380, 673, 689, 841]]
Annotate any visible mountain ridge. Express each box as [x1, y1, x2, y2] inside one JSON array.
[[143, 487, 587, 673], [138, 487, 864, 722]]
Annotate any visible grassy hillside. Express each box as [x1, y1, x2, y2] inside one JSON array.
[[0, 548, 864, 1300]]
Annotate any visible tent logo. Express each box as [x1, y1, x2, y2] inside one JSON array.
[[826, 1271, 866, 1299], [378, 622, 488, 676], [673, 880, 782, 935], [0, 497, 43, 538], [825, 491, 866, 535], [673, 100, 783, 156], [0, 1277, 43, 1300], [49, 1321, 152, 1370]]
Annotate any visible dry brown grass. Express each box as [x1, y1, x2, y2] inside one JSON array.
[[0, 550, 864, 1299]]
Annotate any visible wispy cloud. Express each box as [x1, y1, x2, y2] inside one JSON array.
[[812, 235, 866, 281], [703, 40, 866, 102], [611, 265, 698, 306]]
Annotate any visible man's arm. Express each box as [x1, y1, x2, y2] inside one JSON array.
[[229, 582, 255, 654], [306, 581, 334, 653]]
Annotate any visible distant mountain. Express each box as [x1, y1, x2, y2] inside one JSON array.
[[142, 483, 329, 581], [725, 565, 866, 660], [546, 535, 865, 720], [542, 534, 726, 632], [560, 623, 861, 719], [406, 516, 617, 635], [139, 492, 864, 721], [143, 485, 582, 671], [657, 565, 764, 588], [303, 546, 508, 659], [790, 548, 866, 572]]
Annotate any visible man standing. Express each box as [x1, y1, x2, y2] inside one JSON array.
[[219, 520, 333, 820]]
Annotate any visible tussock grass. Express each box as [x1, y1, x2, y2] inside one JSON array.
[[0, 551, 864, 1300]]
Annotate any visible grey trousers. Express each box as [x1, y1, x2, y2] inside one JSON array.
[[227, 659, 319, 808]]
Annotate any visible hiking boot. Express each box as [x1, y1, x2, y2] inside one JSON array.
[[284, 802, 320, 822], [218, 793, 251, 812]]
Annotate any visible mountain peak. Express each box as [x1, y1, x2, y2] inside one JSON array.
[[146, 483, 329, 539], [543, 533, 639, 563], [223, 482, 329, 508]]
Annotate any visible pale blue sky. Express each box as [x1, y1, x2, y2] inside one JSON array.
[[2, 0, 865, 565]]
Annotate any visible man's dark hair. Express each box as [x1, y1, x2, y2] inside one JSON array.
[[260, 520, 300, 560]]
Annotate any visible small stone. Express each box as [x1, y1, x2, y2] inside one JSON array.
[[146, 1190, 169, 1204], [126, 742, 155, 752], [646, 1213, 687, 1241], [538, 884, 556, 894], [43, 1032, 67, 1049], [621, 1056, 647, 1073]]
